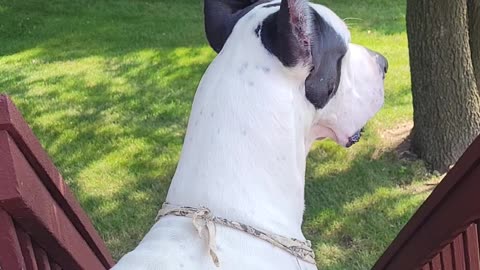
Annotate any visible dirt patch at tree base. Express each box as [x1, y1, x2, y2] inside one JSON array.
[[373, 121, 416, 160]]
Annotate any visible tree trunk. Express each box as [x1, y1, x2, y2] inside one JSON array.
[[407, 0, 480, 172], [468, 0, 480, 91]]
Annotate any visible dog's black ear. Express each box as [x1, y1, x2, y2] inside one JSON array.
[[204, 0, 262, 53], [261, 0, 312, 67]]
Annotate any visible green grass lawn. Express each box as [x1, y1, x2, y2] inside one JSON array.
[[0, 0, 440, 269]]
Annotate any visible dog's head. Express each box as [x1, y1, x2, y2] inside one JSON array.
[[204, 0, 386, 147]]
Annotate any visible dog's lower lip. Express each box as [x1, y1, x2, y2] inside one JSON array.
[[346, 130, 363, 148], [318, 126, 363, 147]]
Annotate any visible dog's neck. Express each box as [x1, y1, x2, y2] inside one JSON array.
[[166, 15, 316, 239]]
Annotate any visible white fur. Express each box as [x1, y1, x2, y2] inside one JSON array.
[[112, 2, 384, 270]]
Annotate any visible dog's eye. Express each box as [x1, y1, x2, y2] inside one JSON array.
[[327, 81, 336, 96], [328, 87, 334, 96]]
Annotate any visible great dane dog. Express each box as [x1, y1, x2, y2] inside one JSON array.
[[112, 0, 387, 269]]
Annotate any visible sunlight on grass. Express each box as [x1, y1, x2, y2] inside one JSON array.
[[0, 0, 440, 268], [316, 244, 347, 269]]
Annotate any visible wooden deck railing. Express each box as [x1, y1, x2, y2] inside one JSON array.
[[372, 134, 480, 270], [0, 95, 114, 270]]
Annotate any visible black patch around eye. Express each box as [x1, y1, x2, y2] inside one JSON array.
[[304, 9, 348, 109], [327, 86, 335, 96], [332, 55, 344, 95], [258, 4, 347, 109]]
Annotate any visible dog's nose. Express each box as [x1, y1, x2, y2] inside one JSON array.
[[366, 48, 388, 75], [376, 53, 388, 74]]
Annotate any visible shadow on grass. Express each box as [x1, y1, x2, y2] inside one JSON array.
[[0, 0, 214, 258], [0, 45, 212, 257], [303, 143, 430, 269], [0, 0, 206, 58]]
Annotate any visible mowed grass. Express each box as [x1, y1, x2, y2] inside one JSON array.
[[0, 0, 439, 269]]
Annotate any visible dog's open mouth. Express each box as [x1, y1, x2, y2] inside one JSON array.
[[315, 125, 365, 148]]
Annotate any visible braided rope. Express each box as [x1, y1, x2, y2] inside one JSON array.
[[156, 203, 316, 267]]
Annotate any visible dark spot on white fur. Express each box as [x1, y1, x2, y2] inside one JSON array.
[[238, 63, 249, 74], [255, 65, 270, 73], [242, 130, 247, 136], [210, 112, 214, 117], [248, 81, 254, 87]]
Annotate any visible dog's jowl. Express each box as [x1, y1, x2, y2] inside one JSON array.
[[112, 0, 386, 269]]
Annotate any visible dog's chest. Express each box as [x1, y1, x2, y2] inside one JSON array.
[[112, 217, 318, 270]]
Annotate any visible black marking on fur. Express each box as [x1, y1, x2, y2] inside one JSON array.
[[304, 9, 347, 109], [239, 62, 249, 74], [255, 24, 262, 37], [261, 5, 347, 109], [204, 0, 272, 52], [256, 64, 271, 73], [260, 0, 313, 67], [261, 13, 292, 66]]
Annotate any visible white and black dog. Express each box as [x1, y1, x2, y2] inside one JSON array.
[[112, 0, 386, 269]]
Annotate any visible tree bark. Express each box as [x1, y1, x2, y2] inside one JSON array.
[[468, 0, 480, 91], [407, 0, 480, 172]]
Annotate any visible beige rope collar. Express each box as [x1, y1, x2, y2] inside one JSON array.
[[156, 202, 316, 267]]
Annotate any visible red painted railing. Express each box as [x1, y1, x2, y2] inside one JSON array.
[[0, 95, 114, 270], [372, 134, 480, 270]]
